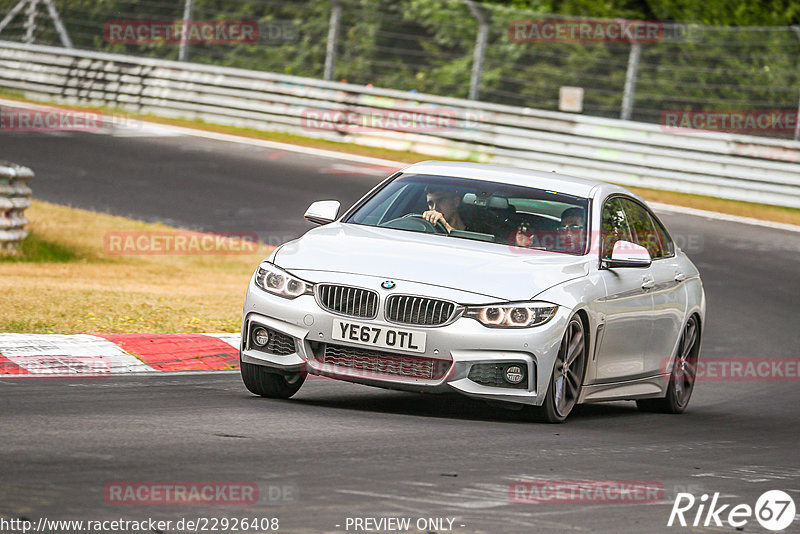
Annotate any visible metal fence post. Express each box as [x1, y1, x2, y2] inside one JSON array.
[[620, 42, 641, 120], [792, 26, 800, 141], [0, 0, 72, 47], [178, 0, 194, 62], [0, 0, 31, 36], [465, 0, 489, 101], [42, 0, 72, 48], [23, 0, 38, 44], [323, 0, 342, 81]]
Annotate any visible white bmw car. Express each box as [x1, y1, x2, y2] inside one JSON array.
[[240, 161, 705, 422]]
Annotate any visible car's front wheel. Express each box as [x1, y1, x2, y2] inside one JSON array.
[[637, 315, 700, 414], [240, 359, 305, 399], [523, 315, 587, 423]]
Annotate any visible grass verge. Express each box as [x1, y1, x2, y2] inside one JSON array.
[[2, 92, 800, 226], [0, 200, 269, 334]]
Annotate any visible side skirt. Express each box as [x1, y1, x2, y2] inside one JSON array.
[[577, 374, 669, 403]]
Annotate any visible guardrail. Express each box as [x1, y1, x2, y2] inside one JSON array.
[[0, 160, 33, 251], [1, 40, 799, 208]]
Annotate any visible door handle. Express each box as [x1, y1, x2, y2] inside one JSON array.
[[641, 277, 655, 290], [674, 271, 686, 282]]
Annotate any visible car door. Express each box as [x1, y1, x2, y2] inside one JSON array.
[[619, 199, 688, 376], [594, 197, 655, 381]]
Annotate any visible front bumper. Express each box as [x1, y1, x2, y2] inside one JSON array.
[[240, 275, 570, 406]]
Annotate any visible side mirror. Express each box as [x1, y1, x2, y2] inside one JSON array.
[[601, 240, 652, 269], [304, 200, 340, 225]]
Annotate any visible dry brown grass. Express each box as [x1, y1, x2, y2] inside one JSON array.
[[626, 187, 800, 225], [1, 201, 270, 334]]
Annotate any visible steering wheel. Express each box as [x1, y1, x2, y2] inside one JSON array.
[[381, 213, 448, 234]]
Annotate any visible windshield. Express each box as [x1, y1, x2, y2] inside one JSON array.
[[345, 173, 590, 255]]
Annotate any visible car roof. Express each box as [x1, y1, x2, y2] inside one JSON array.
[[401, 160, 640, 202]]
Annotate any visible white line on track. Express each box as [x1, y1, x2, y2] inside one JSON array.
[[0, 98, 405, 167], [650, 202, 800, 233]]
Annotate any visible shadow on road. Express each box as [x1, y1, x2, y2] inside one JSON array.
[[264, 387, 647, 424]]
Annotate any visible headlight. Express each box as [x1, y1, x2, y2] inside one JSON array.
[[254, 262, 313, 299], [464, 302, 558, 328]]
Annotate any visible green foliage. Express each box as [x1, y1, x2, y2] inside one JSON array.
[[0, 232, 82, 263], [1, 0, 797, 134]]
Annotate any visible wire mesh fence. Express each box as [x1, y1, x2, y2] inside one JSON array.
[[1, 0, 798, 138]]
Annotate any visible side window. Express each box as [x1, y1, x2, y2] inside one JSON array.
[[600, 198, 632, 259], [651, 213, 675, 257], [620, 199, 665, 259]]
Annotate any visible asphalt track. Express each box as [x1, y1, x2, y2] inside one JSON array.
[[2, 124, 800, 533]]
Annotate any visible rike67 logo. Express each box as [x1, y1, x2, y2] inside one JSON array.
[[668, 490, 796, 531]]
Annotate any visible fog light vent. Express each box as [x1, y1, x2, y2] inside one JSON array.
[[468, 363, 528, 389], [248, 324, 295, 355]]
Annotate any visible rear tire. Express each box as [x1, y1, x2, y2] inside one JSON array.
[[522, 316, 587, 423], [240, 360, 305, 399], [637, 315, 700, 414]]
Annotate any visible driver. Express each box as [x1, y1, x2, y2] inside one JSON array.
[[422, 186, 467, 233]]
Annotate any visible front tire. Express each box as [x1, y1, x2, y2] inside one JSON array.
[[240, 360, 305, 399], [637, 315, 700, 414], [523, 316, 587, 423]]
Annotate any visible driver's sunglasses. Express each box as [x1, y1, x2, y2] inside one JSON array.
[[557, 224, 584, 231]]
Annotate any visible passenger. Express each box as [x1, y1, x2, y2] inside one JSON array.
[[513, 219, 536, 248], [557, 207, 586, 252], [512, 207, 586, 251]]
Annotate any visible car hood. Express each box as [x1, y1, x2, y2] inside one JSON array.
[[273, 223, 590, 302]]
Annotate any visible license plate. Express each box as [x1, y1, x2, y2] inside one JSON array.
[[331, 319, 426, 353]]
